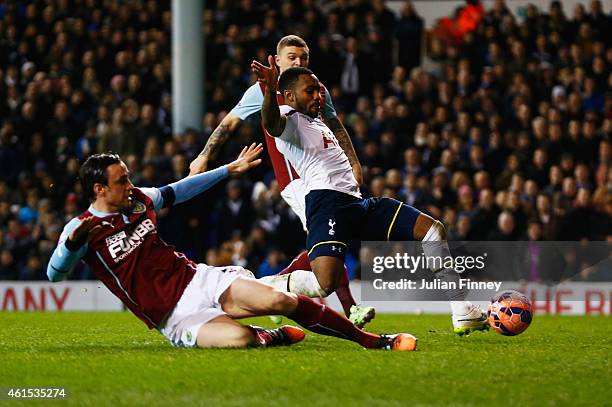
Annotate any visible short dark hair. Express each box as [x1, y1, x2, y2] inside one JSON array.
[[278, 67, 314, 94], [79, 153, 122, 201], [276, 35, 308, 54]]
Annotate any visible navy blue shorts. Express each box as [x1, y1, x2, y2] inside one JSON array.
[[305, 190, 422, 261]]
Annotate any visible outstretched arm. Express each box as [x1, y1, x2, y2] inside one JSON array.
[[251, 55, 286, 137], [189, 113, 241, 175], [143, 143, 263, 210]]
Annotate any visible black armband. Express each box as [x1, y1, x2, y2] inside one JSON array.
[[50, 265, 69, 274], [64, 238, 84, 252], [159, 185, 176, 208]]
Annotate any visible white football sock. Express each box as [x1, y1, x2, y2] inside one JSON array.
[[450, 300, 472, 316], [260, 270, 328, 298], [422, 221, 472, 314], [287, 269, 328, 297], [259, 274, 290, 292]]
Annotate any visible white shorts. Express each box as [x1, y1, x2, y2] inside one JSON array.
[[159, 264, 254, 348], [281, 178, 308, 232]]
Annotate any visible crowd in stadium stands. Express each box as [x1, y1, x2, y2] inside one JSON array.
[[0, 0, 609, 281]]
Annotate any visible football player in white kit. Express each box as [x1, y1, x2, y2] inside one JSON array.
[[189, 35, 374, 327], [252, 59, 489, 336]]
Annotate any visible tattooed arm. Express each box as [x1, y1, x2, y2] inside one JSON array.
[[324, 115, 363, 185], [188, 113, 241, 175]]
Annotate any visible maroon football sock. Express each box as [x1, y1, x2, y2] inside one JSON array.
[[336, 266, 356, 316], [288, 295, 380, 348], [278, 250, 311, 275]]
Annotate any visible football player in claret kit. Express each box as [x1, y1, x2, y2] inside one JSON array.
[[46, 146, 416, 351], [253, 60, 489, 335], [189, 35, 374, 327]]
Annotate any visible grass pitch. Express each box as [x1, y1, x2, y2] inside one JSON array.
[[1, 312, 610, 406]]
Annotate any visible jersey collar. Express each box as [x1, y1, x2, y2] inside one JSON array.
[[88, 205, 116, 217]]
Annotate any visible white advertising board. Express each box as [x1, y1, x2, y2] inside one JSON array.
[[1, 281, 610, 315]]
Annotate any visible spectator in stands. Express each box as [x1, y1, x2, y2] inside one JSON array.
[[214, 179, 255, 245], [395, 2, 424, 73]]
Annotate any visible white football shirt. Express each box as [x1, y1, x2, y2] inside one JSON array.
[[274, 105, 361, 198]]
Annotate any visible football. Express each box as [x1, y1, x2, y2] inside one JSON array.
[[487, 290, 533, 336]]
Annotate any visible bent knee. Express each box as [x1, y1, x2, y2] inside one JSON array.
[[314, 270, 340, 296], [310, 260, 343, 296], [317, 280, 336, 296], [423, 219, 447, 241], [433, 220, 447, 240]]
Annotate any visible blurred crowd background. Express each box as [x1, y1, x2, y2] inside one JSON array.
[[0, 0, 609, 281]]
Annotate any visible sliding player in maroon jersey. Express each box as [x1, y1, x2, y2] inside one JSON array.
[[47, 147, 416, 350]]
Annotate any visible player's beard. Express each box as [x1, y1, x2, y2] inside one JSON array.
[[307, 102, 320, 118], [294, 96, 319, 118]]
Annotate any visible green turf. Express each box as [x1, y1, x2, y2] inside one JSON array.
[[1, 312, 611, 406]]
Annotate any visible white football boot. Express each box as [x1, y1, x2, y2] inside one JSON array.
[[452, 304, 489, 336]]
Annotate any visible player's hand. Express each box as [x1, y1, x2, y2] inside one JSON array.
[[227, 143, 263, 176], [68, 216, 102, 247], [251, 55, 278, 89], [189, 155, 208, 176], [352, 163, 363, 185]]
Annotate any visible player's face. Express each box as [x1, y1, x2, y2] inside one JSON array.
[[97, 162, 135, 211], [287, 74, 321, 118], [275, 46, 309, 72]]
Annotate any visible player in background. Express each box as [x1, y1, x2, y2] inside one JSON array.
[[253, 61, 488, 336], [189, 35, 374, 327], [46, 148, 416, 350]]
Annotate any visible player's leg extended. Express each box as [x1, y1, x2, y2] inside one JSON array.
[[219, 277, 415, 351], [182, 267, 303, 349], [220, 274, 348, 320], [220, 277, 299, 318], [287, 293, 415, 351], [415, 214, 488, 335], [383, 199, 488, 335]]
